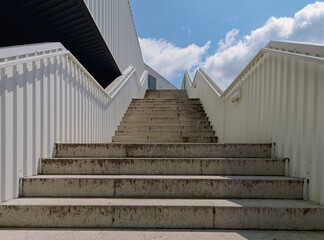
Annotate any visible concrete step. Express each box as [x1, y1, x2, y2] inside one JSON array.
[[127, 106, 204, 111], [112, 136, 218, 143], [114, 130, 215, 137], [41, 158, 286, 176], [1, 198, 323, 229], [124, 112, 206, 118], [1, 229, 324, 240], [126, 109, 206, 114], [120, 120, 210, 126], [55, 143, 272, 158], [130, 102, 202, 107], [121, 116, 208, 122], [132, 98, 199, 102], [21, 175, 303, 199], [144, 90, 189, 99], [144, 94, 189, 99], [117, 125, 213, 131]]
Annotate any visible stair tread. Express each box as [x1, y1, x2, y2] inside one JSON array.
[[43, 157, 282, 160], [0, 229, 323, 240], [27, 175, 300, 180], [2, 198, 323, 208]]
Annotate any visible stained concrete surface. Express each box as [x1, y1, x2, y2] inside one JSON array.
[[0, 229, 323, 240]]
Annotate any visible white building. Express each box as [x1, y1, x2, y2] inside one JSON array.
[[0, 0, 323, 235]]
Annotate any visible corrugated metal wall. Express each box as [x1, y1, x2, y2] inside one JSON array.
[[184, 43, 324, 205], [223, 52, 324, 204], [0, 45, 148, 201], [84, 0, 145, 76], [144, 64, 177, 90]]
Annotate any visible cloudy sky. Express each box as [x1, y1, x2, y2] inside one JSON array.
[[130, 0, 324, 89]]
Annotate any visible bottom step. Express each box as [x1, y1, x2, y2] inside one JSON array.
[[0, 229, 323, 240], [1, 198, 323, 229]]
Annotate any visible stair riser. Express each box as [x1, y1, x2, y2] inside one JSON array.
[[117, 126, 213, 131], [41, 158, 285, 176], [127, 105, 205, 112], [130, 103, 200, 107], [112, 136, 218, 143], [120, 120, 210, 126], [132, 98, 200, 102], [125, 112, 207, 117], [114, 131, 215, 137], [125, 110, 206, 115], [128, 104, 203, 108], [21, 178, 303, 199], [122, 116, 208, 122], [55, 143, 272, 158], [144, 96, 189, 99], [1, 205, 323, 229], [131, 101, 199, 105], [130, 104, 202, 107], [144, 94, 189, 98]]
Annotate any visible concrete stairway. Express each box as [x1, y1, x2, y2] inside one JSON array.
[[0, 90, 323, 230], [112, 90, 218, 143]]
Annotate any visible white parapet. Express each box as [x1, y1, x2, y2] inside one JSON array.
[[183, 41, 324, 205], [0, 43, 148, 202]]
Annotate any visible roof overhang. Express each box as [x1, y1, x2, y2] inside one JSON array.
[[0, 0, 121, 87]]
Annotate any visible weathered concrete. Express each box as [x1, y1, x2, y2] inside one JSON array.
[[55, 143, 272, 158], [119, 120, 211, 127], [117, 125, 213, 131], [0, 229, 323, 240], [126, 109, 206, 116], [41, 158, 286, 176], [21, 175, 303, 198], [127, 105, 204, 110], [124, 112, 207, 118], [121, 116, 209, 122], [115, 131, 215, 137], [0, 198, 323, 229], [144, 90, 189, 99], [121, 91, 213, 143], [3, 90, 322, 232], [112, 136, 218, 143], [132, 98, 200, 102]]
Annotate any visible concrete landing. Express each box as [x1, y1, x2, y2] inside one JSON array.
[[0, 229, 323, 240]]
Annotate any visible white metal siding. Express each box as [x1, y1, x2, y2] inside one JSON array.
[[0, 44, 148, 201], [145, 64, 177, 90], [184, 43, 324, 205], [84, 0, 145, 76]]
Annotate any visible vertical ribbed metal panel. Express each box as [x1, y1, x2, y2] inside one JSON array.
[[184, 49, 324, 205], [84, 0, 145, 76], [0, 47, 148, 201], [224, 54, 324, 203]]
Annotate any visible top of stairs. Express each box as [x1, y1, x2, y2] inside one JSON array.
[[113, 90, 217, 143]]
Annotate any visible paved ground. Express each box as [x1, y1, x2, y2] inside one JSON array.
[[0, 229, 323, 240]]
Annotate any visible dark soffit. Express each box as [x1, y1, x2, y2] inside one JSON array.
[[0, 0, 121, 88]]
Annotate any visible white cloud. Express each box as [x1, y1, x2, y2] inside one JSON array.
[[139, 38, 210, 81], [203, 1, 324, 88], [139, 1, 324, 88]]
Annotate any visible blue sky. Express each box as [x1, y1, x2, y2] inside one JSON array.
[[130, 1, 324, 88]]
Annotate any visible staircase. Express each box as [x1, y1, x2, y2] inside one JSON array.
[[0, 90, 323, 230], [113, 90, 217, 143]]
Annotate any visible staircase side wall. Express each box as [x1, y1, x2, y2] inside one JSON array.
[[184, 48, 324, 205], [83, 0, 144, 77], [0, 47, 148, 202]]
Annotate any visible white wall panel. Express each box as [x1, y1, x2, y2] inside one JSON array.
[[144, 64, 177, 90], [183, 42, 324, 204], [83, 0, 175, 89], [84, 0, 145, 76], [0, 43, 148, 201]]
